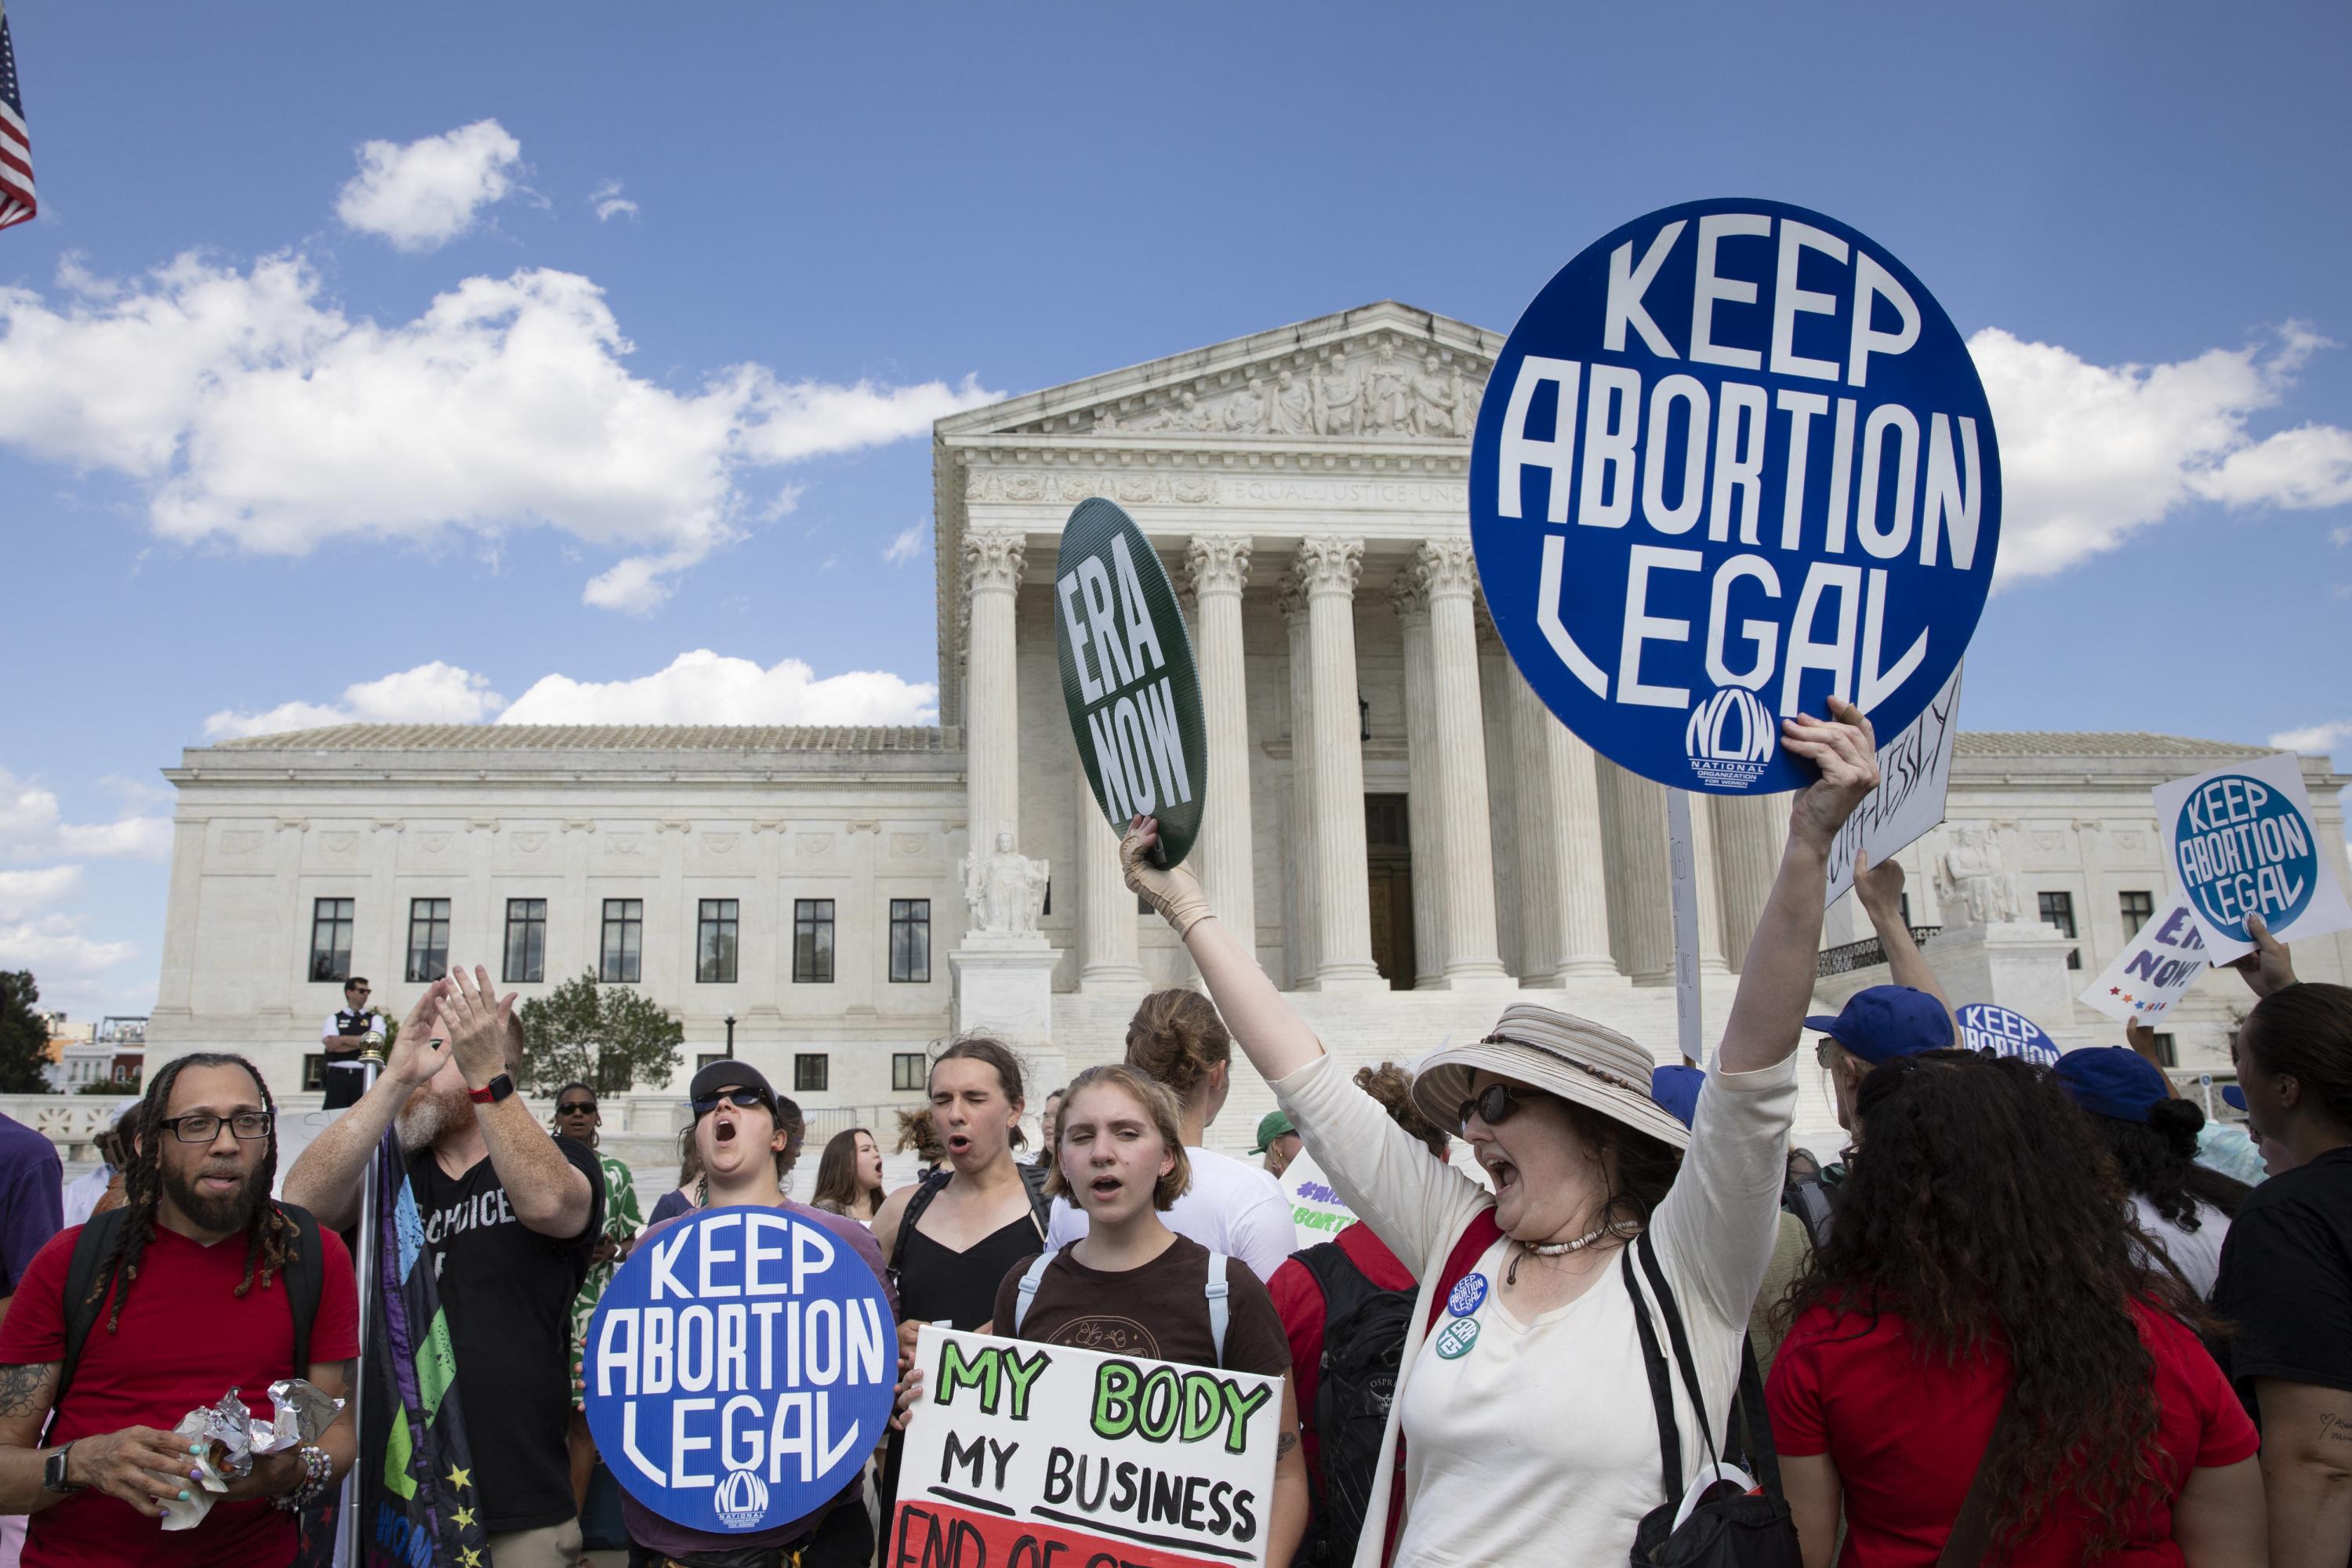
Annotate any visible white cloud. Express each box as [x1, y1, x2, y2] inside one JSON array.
[[2270, 718, 2352, 755], [0, 915, 139, 991], [0, 866, 82, 920], [1975, 323, 2352, 583], [336, 119, 524, 251], [204, 661, 508, 740], [499, 649, 938, 726], [589, 179, 639, 223], [883, 523, 926, 566], [0, 768, 172, 863], [0, 253, 999, 609]]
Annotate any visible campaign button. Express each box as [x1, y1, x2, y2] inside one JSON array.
[[1446, 1273, 1489, 1318], [1434, 1317, 1482, 1360]]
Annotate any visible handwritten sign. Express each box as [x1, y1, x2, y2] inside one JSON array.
[[1276, 1150, 1356, 1250], [1823, 664, 1962, 907], [2153, 751, 2352, 962], [893, 1325, 1282, 1568], [1953, 1002, 2057, 1064], [2079, 897, 2210, 1025], [583, 1207, 897, 1534]]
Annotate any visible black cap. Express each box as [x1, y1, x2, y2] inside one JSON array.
[[689, 1059, 777, 1112]]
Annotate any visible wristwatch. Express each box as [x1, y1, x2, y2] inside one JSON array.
[[467, 1073, 516, 1105], [42, 1440, 83, 1494]]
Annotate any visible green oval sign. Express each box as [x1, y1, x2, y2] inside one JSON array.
[[1051, 498, 1207, 869]]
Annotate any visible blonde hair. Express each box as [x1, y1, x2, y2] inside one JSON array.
[[1124, 989, 1230, 1102], [1043, 1064, 1193, 1211]]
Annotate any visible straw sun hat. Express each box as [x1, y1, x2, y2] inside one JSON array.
[[1408, 1003, 1693, 1152]]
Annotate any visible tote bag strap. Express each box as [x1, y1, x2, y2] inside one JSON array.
[[1936, 1386, 2019, 1568], [1621, 1243, 1684, 1506]]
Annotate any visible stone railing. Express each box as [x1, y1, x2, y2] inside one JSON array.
[[1815, 927, 1942, 979], [0, 1094, 142, 1159]]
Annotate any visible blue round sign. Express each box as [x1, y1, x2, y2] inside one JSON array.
[[1954, 1003, 2057, 1065], [2172, 772, 2320, 943], [583, 1206, 898, 1534], [1468, 198, 2002, 793]]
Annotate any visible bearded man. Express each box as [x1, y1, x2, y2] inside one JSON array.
[[285, 967, 603, 1568]]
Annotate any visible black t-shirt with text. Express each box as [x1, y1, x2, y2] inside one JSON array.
[[991, 1235, 1290, 1377], [2213, 1145, 2352, 1403], [407, 1134, 604, 1532]]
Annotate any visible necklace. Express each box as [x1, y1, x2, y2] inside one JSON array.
[[1506, 1223, 1613, 1286]]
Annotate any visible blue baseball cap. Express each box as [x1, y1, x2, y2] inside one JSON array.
[[1650, 1065, 1704, 1131], [2053, 1047, 2169, 1123], [2222, 1085, 2248, 1112], [1805, 985, 1954, 1066]]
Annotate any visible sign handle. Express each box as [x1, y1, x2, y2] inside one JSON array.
[[1666, 790, 1703, 1069]]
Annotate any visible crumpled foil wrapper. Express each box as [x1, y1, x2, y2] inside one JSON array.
[[250, 1377, 343, 1454], [156, 1381, 343, 1531]]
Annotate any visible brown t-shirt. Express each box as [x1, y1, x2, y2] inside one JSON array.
[[992, 1235, 1290, 1377]]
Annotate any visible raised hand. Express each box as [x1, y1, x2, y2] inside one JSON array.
[[2227, 911, 2298, 1000], [434, 964, 518, 1087], [1853, 848, 1905, 919], [1122, 816, 1212, 936], [1781, 698, 1880, 853], [383, 976, 453, 1089]]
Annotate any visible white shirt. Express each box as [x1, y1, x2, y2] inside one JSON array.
[[2132, 1193, 2231, 1300], [1044, 1144, 1298, 1282], [61, 1164, 114, 1229], [1276, 1050, 1798, 1568]]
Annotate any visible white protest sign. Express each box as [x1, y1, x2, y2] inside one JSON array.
[[892, 1325, 1282, 1568], [2079, 896, 2211, 1025], [1277, 1150, 1356, 1250], [1823, 664, 1963, 908], [2153, 752, 2352, 962]]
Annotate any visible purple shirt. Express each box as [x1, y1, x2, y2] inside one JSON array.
[[619, 1197, 895, 1557], [0, 1112, 62, 1298]]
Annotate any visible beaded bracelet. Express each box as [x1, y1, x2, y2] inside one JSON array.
[[273, 1445, 332, 1512]]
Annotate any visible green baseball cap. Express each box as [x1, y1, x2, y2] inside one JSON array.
[[1251, 1110, 1295, 1155]]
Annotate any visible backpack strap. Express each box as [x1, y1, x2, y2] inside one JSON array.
[[1018, 1160, 1054, 1241], [1011, 1247, 1058, 1337], [1205, 1251, 1231, 1367], [889, 1168, 954, 1280], [50, 1210, 127, 1433], [279, 1204, 325, 1375], [1634, 1229, 1724, 1475], [1936, 1385, 2019, 1568], [1622, 1243, 1684, 1508]]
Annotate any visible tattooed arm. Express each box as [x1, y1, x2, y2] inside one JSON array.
[[2256, 1380, 2352, 1568], [0, 1360, 195, 1517], [0, 1360, 65, 1513]]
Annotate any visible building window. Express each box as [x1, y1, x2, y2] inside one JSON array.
[[503, 898, 547, 985], [601, 899, 644, 983], [793, 899, 835, 983], [890, 899, 931, 984], [1898, 892, 1911, 927], [795, 1053, 829, 1093], [2149, 1032, 2178, 1068], [2037, 891, 2081, 970], [697, 1052, 725, 1074], [405, 898, 451, 983], [891, 1052, 926, 1093], [2119, 891, 2154, 940], [697, 899, 740, 984], [309, 898, 354, 983], [302, 1054, 326, 1092]]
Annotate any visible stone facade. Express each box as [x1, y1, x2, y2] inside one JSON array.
[[147, 303, 2352, 1152]]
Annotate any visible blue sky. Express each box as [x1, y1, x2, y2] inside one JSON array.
[[3, 1, 2348, 1018]]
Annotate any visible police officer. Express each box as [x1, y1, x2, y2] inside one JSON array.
[[318, 976, 384, 1109]]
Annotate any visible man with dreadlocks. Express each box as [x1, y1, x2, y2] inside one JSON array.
[[0, 1052, 359, 1565]]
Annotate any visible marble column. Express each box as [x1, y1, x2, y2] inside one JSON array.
[[1279, 574, 1319, 988], [963, 528, 1025, 859], [1712, 793, 1789, 969], [1416, 540, 1508, 984], [1294, 537, 1383, 988], [1186, 535, 1258, 957], [1686, 794, 1730, 975], [1078, 804, 1142, 985], [1390, 572, 1445, 988], [1602, 762, 1674, 985], [1507, 667, 1618, 983]]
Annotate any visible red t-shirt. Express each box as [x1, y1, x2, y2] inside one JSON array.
[[1766, 1298, 2257, 1567], [0, 1218, 360, 1568], [1268, 1220, 1416, 1480]]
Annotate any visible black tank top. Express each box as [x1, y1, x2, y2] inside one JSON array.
[[898, 1210, 1044, 1330]]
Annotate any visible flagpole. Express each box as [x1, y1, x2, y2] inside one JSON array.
[[340, 1043, 383, 1568]]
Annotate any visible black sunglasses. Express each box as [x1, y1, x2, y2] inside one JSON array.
[[557, 1100, 597, 1116], [1457, 1083, 1553, 1135], [691, 1088, 771, 1119]]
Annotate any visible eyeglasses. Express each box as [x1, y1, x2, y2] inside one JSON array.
[[557, 1101, 597, 1116], [1457, 1083, 1550, 1135], [157, 1112, 274, 1144], [691, 1089, 770, 1119]]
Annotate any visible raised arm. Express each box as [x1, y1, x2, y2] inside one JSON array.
[[1718, 700, 1881, 1075], [436, 967, 593, 1238], [1853, 849, 1953, 1022], [284, 978, 452, 1230]]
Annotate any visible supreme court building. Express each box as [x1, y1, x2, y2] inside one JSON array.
[[147, 303, 2352, 1150]]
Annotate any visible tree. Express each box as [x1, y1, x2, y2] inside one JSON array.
[[0, 971, 52, 1094], [517, 971, 684, 1096]]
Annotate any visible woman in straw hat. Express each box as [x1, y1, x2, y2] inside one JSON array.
[[1120, 699, 1882, 1568]]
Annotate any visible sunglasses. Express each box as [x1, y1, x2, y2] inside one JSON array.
[[691, 1088, 771, 1119], [1457, 1083, 1552, 1135], [557, 1101, 597, 1116]]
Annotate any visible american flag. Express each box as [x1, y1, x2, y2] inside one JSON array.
[[0, 2, 33, 232]]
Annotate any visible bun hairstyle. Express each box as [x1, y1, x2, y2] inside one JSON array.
[[1042, 1064, 1193, 1211], [2241, 982, 2352, 1131], [1356, 1062, 1450, 1160], [2093, 1094, 2252, 1230], [929, 1034, 1030, 1149], [1125, 989, 1230, 1102]]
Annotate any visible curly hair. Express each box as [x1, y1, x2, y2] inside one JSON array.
[[93, 1053, 301, 1334], [1789, 1051, 2180, 1559], [1354, 1062, 1449, 1160], [1125, 989, 1229, 1103], [2092, 1099, 2250, 1232], [896, 1106, 943, 1160], [1041, 1065, 1193, 1211]]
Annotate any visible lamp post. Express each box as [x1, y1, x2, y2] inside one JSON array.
[[724, 1014, 737, 1052]]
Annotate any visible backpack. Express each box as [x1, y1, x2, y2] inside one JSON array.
[[1784, 1177, 1836, 1254], [1294, 1242, 1417, 1567], [1011, 1246, 1232, 1364], [887, 1161, 1054, 1290]]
